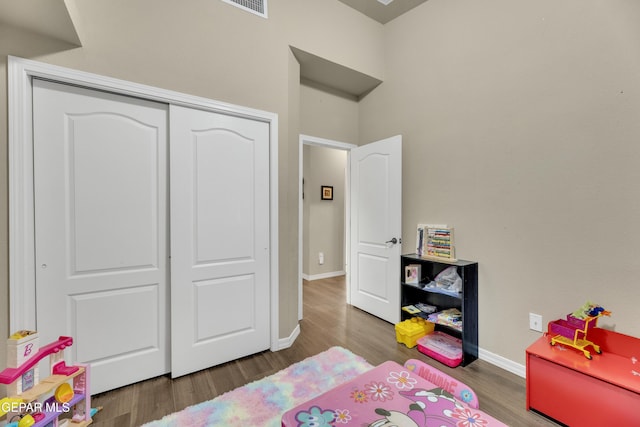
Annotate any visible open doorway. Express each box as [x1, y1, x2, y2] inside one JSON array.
[[298, 135, 356, 319]]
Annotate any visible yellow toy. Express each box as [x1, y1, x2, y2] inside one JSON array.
[[0, 397, 23, 418], [395, 317, 435, 348], [17, 414, 35, 427], [54, 383, 74, 403]]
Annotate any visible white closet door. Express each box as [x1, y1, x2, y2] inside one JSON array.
[[32, 79, 170, 394], [170, 105, 270, 377]]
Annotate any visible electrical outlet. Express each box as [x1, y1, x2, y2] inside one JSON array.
[[529, 313, 543, 332], [318, 252, 324, 265]]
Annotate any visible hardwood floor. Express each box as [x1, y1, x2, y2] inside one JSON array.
[[90, 276, 559, 426]]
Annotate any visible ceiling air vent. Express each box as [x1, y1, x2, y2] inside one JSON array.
[[222, 0, 267, 18]]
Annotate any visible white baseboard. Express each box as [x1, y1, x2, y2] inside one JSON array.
[[479, 347, 526, 378], [274, 324, 300, 351], [303, 271, 345, 281], [274, 311, 527, 379], [275, 325, 527, 378]]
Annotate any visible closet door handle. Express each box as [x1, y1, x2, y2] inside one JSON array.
[[386, 237, 400, 245]]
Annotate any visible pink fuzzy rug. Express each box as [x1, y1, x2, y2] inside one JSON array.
[[143, 346, 372, 426]]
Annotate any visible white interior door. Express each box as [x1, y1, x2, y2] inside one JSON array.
[[170, 105, 271, 378], [349, 135, 402, 324], [32, 79, 170, 394]]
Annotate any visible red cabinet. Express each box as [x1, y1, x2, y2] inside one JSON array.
[[526, 329, 640, 425]]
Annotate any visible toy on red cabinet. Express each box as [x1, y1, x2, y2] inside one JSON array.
[[547, 302, 611, 359]]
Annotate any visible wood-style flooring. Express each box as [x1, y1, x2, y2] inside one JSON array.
[[90, 276, 558, 426]]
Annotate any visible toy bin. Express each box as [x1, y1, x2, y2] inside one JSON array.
[[417, 331, 463, 367], [395, 318, 435, 348]]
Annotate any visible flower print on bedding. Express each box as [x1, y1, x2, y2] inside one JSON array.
[[295, 406, 334, 427], [386, 370, 418, 390], [364, 381, 394, 402]]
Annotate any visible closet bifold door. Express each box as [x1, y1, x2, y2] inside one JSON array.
[[169, 105, 271, 378], [32, 78, 170, 394]]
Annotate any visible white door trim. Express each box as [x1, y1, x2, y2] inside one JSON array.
[[298, 134, 357, 320], [8, 55, 280, 352]]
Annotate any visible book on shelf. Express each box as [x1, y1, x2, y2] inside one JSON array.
[[427, 308, 463, 331], [402, 305, 421, 315], [416, 227, 424, 256]]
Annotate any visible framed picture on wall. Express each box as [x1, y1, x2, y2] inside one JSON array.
[[321, 185, 333, 200]]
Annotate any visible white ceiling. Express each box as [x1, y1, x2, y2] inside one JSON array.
[[337, 0, 428, 24]]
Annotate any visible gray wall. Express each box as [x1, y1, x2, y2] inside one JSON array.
[[300, 82, 357, 278], [359, 0, 640, 364], [2, 0, 640, 372], [0, 0, 383, 372], [303, 145, 347, 278]]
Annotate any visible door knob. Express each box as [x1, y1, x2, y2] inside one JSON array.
[[386, 237, 400, 244]]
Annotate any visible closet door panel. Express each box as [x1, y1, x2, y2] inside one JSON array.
[[193, 130, 254, 262], [32, 78, 170, 394], [170, 105, 270, 378]]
